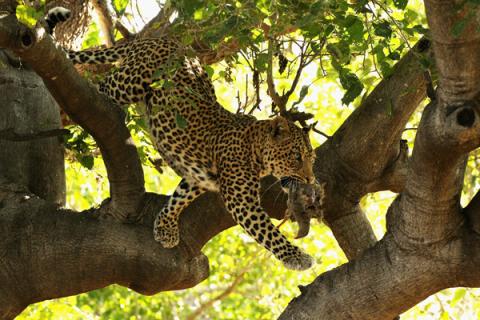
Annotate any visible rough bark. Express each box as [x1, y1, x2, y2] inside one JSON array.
[[279, 0, 480, 318], [0, 50, 65, 205]]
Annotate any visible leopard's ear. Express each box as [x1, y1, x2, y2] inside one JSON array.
[[270, 116, 291, 143]]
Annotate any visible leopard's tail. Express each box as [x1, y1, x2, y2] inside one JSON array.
[[66, 44, 131, 65], [45, 7, 71, 35], [46, 7, 130, 65]]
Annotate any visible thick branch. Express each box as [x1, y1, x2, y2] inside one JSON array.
[[313, 38, 433, 259], [90, 0, 117, 47], [424, 0, 480, 104], [279, 231, 480, 320], [90, 0, 133, 45], [0, 180, 209, 319], [390, 100, 480, 244], [391, 0, 480, 244], [0, 12, 145, 220]]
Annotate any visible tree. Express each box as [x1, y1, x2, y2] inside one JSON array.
[[0, 0, 479, 318]]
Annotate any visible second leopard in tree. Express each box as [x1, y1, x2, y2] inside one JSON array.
[[47, 7, 317, 271]]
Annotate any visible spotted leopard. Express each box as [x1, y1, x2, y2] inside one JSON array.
[[47, 8, 317, 271]]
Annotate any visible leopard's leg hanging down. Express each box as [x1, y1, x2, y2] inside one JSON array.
[[219, 171, 315, 271], [154, 178, 206, 248]]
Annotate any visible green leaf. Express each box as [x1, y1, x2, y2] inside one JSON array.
[[393, 0, 408, 10], [187, 98, 200, 110], [388, 51, 401, 61], [134, 117, 148, 131], [374, 22, 393, 38], [112, 0, 129, 16], [327, 43, 343, 60], [451, 18, 469, 37], [324, 24, 335, 38], [174, 112, 188, 130], [204, 65, 214, 78], [440, 312, 449, 320], [348, 20, 365, 42], [152, 69, 165, 80], [184, 0, 202, 18], [163, 79, 176, 90], [341, 82, 364, 105], [310, 1, 324, 15], [400, 85, 418, 97], [339, 72, 359, 90], [379, 61, 396, 78], [387, 99, 393, 116], [292, 85, 310, 108], [76, 154, 94, 170], [184, 86, 203, 99], [334, 15, 358, 28], [418, 55, 432, 70], [181, 35, 195, 45], [330, 58, 342, 72], [448, 0, 468, 14], [294, 14, 314, 29], [450, 288, 466, 307], [412, 25, 430, 35]]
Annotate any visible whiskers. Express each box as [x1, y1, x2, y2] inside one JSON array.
[[260, 178, 282, 199], [280, 176, 299, 192]]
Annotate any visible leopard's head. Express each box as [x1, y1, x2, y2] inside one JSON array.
[[264, 116, 316, 187]]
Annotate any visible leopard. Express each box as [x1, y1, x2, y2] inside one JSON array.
[[46, 7, 317, 271]]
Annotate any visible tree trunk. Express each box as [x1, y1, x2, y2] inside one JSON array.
[[0, 49, 65, 204]]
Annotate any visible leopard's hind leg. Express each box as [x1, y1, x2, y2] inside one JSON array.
[[154, 178, 206, 248]]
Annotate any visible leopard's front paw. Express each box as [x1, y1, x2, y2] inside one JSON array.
[[281, 252, 315, 271], [154, 218, 179, 248]]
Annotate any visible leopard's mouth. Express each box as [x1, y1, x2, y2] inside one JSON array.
[[280, 176, 306, 188]]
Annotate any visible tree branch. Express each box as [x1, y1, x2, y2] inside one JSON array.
[[185, 271, 246, 320], [0, 179, 209, 319], [0, 10, 145, 220], [90, 0, 133, 45], [314, 37, 433, 259], [424, 0, 480, 105], [0, 128, 69, 141], [90, 0, 117, 47], [279, 231, 480, 319]]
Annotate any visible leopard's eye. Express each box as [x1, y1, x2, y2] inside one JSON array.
[[294, 153, 302, 161], [311, 157, 316, 164]]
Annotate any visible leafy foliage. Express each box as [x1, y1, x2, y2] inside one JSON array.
[[16, 3, 45, 28]]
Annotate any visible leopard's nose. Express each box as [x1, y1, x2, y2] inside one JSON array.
[[306, 176, 315, 184]]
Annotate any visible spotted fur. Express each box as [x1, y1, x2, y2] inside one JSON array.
[[45, 7, 71, 34], [47, 9, 317, 271]]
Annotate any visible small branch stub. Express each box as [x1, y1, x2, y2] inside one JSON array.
[[0, 128, 70, 141]]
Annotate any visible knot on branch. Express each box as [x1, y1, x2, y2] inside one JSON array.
[[456, 107, 476, 128], [417, 38, 431, 53], [444, 104, 480, 152]]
